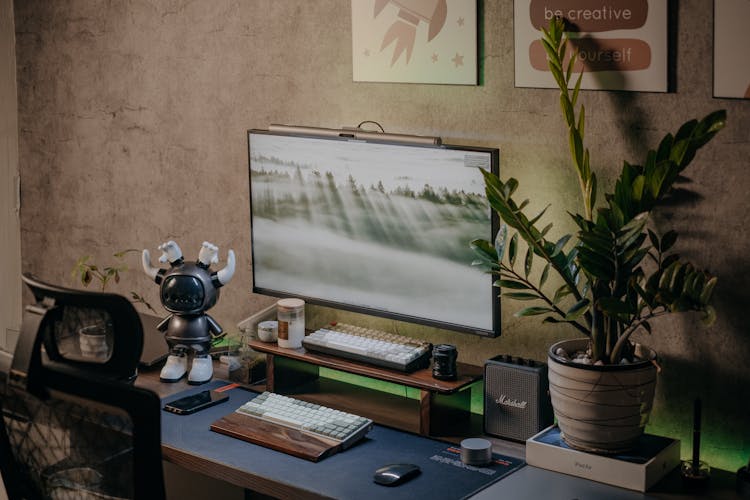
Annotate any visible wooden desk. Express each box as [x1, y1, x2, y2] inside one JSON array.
[[138, 374, 526, 500], [136, 364, 742, 500], [135, 361, 517, 499], [136, 366, 322, 499]]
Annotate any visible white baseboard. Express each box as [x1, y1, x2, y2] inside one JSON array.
[[1, 328, 19, 353]]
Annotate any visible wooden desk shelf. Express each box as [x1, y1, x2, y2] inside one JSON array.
[[247, 340, 483, 438]]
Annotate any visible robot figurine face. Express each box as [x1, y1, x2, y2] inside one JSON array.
[[160, 262, 218, 314]]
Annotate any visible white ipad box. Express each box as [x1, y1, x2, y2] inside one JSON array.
[[525, 426, 680, 492]]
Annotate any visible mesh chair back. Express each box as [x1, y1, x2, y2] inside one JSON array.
[[0, 274, 165, 500], [2, 386, 138, 499]]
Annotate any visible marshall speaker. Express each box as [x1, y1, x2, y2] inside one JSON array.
[[484, 355, 553, 441]]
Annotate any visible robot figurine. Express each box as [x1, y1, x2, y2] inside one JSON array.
[[142, 240, 235, 384]]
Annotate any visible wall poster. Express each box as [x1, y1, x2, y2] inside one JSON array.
[[514, 0, 668, 92], [352, 0, 477, 85], [714, 0, 750, 99]]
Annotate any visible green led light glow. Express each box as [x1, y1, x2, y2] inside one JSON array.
[[319, 367, 417, 399], [318, 368, 485, 413], [646, 420, 749, 473]]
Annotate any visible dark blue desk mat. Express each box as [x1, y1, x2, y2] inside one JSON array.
[[161, 381, 525, 499]]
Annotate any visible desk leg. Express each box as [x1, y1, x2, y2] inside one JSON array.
[[265, 354, 275, 393], [430, 387, 474, 437], [419, 389, 432, 436]]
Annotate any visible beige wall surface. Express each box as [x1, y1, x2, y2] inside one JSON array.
[[13, 0, 750, 470]]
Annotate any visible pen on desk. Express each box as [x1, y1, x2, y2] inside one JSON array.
[[692, 398, 701, 472]]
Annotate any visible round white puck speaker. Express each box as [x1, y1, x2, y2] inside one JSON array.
[[460, 438, 493, 466]]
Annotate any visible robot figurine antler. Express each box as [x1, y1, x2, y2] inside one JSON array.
[[142, 240, 236, 384]]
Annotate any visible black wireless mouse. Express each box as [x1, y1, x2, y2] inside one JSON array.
[[373, 463, 421, 486]]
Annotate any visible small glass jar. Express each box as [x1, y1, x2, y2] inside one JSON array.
[[257, 320, 278, 342], [277, 298, 305, 348]]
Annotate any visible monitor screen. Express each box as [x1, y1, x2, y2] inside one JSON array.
[[248, 130, 500, 337]]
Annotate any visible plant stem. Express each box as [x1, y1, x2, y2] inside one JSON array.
[[500, 264, 591, 338], [609, 309, 668, 363]]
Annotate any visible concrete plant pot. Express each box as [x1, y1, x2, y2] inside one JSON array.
[[547, 338, 658, 454], [78, 323, 110, 361]]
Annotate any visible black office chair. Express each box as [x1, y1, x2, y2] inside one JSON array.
[[0, 273, 166, 500]]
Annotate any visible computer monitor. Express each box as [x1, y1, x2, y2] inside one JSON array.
[[247, 130, 500, 337]]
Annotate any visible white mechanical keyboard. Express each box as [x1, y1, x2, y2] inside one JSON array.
[[236, 392, 373, 449], [301, 322, 432, 372]]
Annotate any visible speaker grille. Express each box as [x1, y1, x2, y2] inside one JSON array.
[[483, 357, 552, 441]]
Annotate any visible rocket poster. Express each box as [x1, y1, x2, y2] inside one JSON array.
[[352, 0, 478, 85]]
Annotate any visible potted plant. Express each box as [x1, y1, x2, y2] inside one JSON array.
[[471, 17, 726, 453], [71, 249, 155, 313], [69, 249, 157, 360]]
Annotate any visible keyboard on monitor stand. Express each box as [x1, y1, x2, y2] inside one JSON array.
[[302, 322, 432, 372], [235, 391, 373, 450]]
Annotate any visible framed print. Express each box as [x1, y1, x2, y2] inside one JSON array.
[[514, 0, 668, 92], [352, 0, 478, 85], [714, 0, 750, 99]]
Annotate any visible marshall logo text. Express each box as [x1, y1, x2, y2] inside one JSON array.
[[495, 395, 528, 409]]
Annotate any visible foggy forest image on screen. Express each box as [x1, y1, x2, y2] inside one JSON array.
[[249, 134, 494, 332]]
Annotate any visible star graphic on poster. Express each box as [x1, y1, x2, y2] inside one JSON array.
[[457, 17, 465, 27], [431, 52, 439, 63], [452, 53, 464, 67]]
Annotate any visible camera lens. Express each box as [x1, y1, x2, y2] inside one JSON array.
[[432, 344, 458, 380]]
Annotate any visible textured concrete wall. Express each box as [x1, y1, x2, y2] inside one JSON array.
[[13, 1, 750, 469]]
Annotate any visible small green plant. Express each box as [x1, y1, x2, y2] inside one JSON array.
[[471, 17, 725, 364], [72, 249, 156, 313]]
